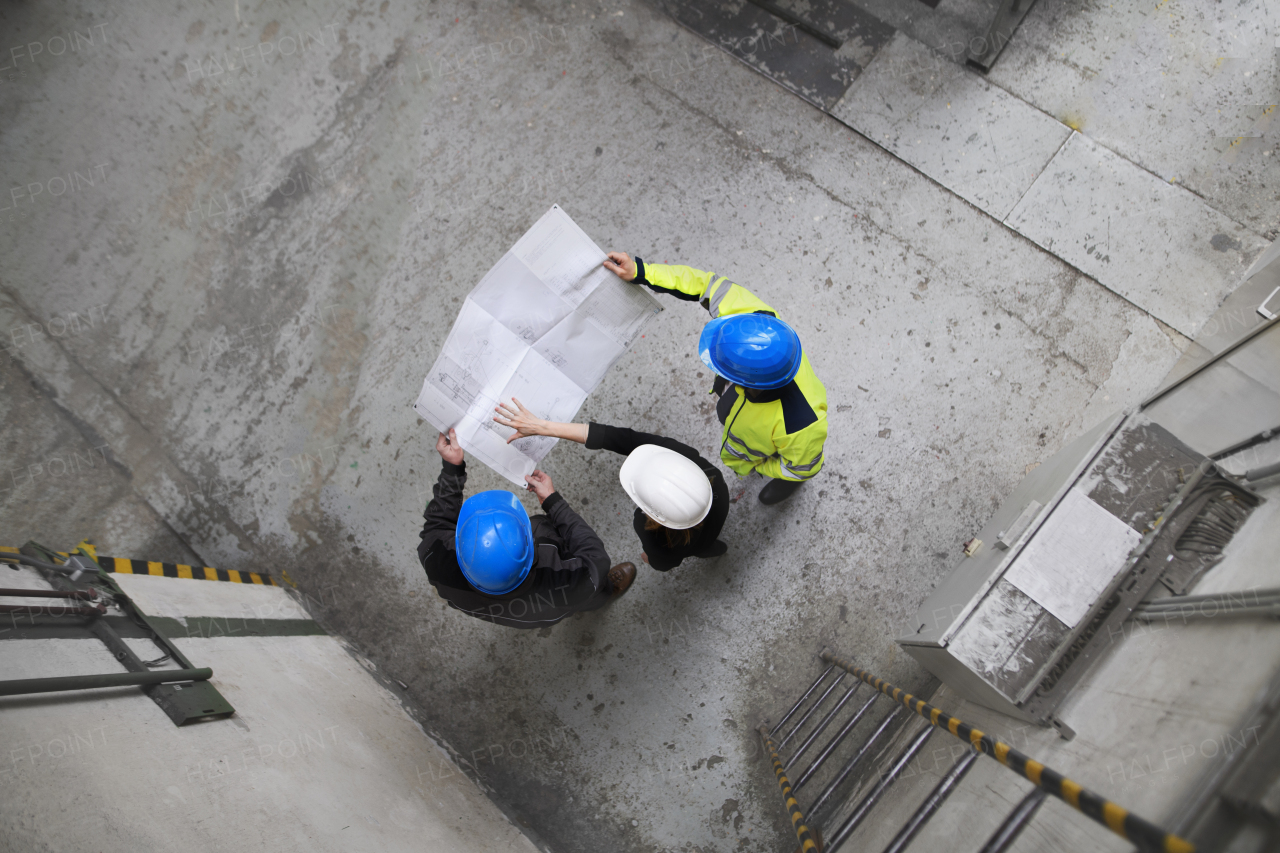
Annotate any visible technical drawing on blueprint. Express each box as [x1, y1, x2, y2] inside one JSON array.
[[413, 204, 663, 485]]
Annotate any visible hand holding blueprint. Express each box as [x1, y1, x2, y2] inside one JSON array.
[[413, 205, 662, 485]]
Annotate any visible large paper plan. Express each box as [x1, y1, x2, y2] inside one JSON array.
[[414, 205, 663, 485]]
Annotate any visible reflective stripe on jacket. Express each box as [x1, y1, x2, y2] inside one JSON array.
[[635, 259, 828, 481]]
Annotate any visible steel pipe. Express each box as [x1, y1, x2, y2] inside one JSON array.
[[794, 692, 879, 792], [826, 725, 936, 852], [1135, 602, 1280, 621], [1137, 588, 1280, 610], [0, 603, 103, 617], [978, 787, 1048, 853], [821, 650, 1194, 853], [0, 587, 98, 599], [786, 683, 861, 770], [880, 748, 980, 853], [809, 707, 903, 821], [0, 668, 212, 696], [779, 672, 846, 749], [1245, 459, 1280, 481], [1132, 588, 1280, 622], [770, 664, 834, 737], [758, 725, 821, 853]]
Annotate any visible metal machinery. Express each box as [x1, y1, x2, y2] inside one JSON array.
[[760, 256, 1279, 850], [1, 543, 236, 725], [896, 318, 1274, 732], [897, 314, 1277, 735]]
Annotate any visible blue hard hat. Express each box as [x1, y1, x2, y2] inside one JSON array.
[[455, 490, 534, 595], [698, 314, 803, 390]]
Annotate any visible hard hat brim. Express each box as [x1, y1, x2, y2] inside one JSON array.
[[455, 491, 535, 595], [698, 315, 803, 390], [618, 445, 714, 530]]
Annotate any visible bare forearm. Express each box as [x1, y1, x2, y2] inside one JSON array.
[[544, 422, 588, 444], [493, 398, 588, 445]]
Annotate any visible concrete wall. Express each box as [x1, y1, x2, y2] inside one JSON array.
[[0, 566, 539, 853]]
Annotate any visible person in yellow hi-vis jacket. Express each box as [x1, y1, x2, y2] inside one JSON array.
[[602, 251, 828, 505]]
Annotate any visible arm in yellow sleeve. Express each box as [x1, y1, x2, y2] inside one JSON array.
[[752, 454, 788, 480], [719, 446, 758, 477], [633, 260, 715, 302], [632, 258, 781, 319], [760, 422, 828, 482]]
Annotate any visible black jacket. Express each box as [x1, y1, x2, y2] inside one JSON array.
[[417, 461, 612, 628], [585, 423, 729, 571]]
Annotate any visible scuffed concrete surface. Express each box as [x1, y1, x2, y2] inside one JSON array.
[[988, 0, 1280, 238], [2, 0, 1255, 851], [0, 568, 542, 853], [0, 342, 203, 565], [844, 0, 1279, 237]]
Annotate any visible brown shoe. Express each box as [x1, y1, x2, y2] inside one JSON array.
[[608, 562, 637, 598]]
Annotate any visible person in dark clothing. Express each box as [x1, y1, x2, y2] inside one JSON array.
[[417, 429, 637, 628], [492, 400, 730, 571]]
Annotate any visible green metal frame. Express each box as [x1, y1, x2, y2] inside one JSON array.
[[4, 541, 235, 726]]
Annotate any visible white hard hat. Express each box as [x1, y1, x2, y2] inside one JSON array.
[[618, 445, 713, 530]]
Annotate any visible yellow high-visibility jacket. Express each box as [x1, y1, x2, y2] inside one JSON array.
[[633, 258, 828, 482]]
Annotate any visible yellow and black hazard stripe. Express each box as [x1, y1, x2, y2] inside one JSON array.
[[2, 545, 279, 588], [96, 557, 278, 586], [758, 725, 821, 853], [820, 650, 1194, 853]]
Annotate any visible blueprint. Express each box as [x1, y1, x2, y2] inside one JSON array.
[[413, 205, 662, 485]]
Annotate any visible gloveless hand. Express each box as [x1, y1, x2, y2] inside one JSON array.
[[493, 397, 550, 444], [602, 251, 636, 282], [436, 429, 464, 465], [524, 469, 556, 501]]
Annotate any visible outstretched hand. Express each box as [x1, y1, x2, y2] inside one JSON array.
[[494, 397, 550, 444], [435, 429, 464, 465], [603, 251, 636, 282], [524, 469, 556, 501]]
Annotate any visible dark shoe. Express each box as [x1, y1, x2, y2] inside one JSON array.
[[696, 539, 728, 559], [608, 562, 637, 598], [759, 477, 805, 505]]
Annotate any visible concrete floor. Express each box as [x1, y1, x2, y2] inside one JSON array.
[[0, 1, 1271, 851], [0, 566, 540, 853]]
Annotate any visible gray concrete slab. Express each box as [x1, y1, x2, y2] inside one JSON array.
[[988, 0, 1280, 238], [832, 32, 1072, 220], [1161, 238, 1277, 386], [1, 0, 1257, 852], [0, 305, 202, 565], [1006, 131, 1266, 338], [0, 567, 539, 853]]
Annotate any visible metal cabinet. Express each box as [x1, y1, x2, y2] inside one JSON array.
[[898, 413, 1209, 729]]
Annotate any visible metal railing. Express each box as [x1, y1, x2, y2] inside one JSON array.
[[758, 726, 822, 853], [759, 648, 1195, 853]]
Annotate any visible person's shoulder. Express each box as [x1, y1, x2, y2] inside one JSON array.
[[778, 382, 819, 434]]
